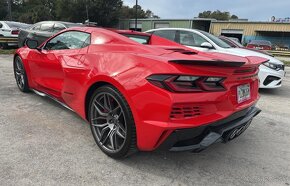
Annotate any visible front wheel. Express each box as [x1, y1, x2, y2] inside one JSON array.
[[13, 56, 30, 92], [88, 85, 137, 158]]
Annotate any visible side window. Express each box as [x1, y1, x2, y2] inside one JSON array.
[[53, 23, 66, 33], [153, 30, 176, 42], [0, 23, 3, 28], [40, 23, 54, 32], [32, 25, 41, 30], [179, 31, 208, 47], [44, 31, 91, 50]]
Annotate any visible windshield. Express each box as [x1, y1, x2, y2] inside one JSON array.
[[200, 31, 231, 48], [231, 39, 244, 47]]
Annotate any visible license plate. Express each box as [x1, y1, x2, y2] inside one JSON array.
[[255, 47, 262, 50], [237, 84, 251, 103]]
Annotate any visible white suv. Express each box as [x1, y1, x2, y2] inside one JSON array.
[[146, 28, 285, 89]]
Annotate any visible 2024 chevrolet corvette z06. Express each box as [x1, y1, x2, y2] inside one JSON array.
[[14, 27, 266, 158]]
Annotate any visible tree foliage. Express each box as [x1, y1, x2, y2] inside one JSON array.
[[198, 10, 239, 20], [0, 0, 159, 27], [120, 5, 159, 19], [0, 0, 8, 19]]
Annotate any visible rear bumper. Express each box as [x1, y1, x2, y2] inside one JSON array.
[[158, 106, 261, 152]]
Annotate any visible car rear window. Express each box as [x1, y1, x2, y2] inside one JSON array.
[[121, 34, 150, 44], [249, 40, 272, 46]]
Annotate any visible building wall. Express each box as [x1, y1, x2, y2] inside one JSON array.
[[210, 22, 290, 36], [210, 22, 290, 46]]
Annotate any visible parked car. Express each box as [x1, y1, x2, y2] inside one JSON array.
[[0, 21, 30, 48], [219, 36, 274, 57], [18, 21, 82, 47], [146, 28, 285, 89], [246, 40, 272, 50], [14, 27, 265, 158]]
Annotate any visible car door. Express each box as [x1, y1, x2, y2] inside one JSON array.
[[176, 30, 210, 52], [28, 31, 91, 99]]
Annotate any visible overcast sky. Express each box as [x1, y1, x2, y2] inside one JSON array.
[[123, 0, 290, 21]]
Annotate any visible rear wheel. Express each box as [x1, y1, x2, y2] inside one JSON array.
[[13, 56, 30, 92], [88, 86, 137, 158]]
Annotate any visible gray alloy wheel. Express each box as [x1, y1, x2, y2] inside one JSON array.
[[14, 56, 29, 92], [89, 86, 137, 158]]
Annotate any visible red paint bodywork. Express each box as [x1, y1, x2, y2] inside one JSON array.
[[15, 27, 266, 151]]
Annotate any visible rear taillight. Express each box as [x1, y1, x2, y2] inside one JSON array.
[[11, 30, 19, 35], [147, 75, 226, 93], [247, 44, 254, 49]]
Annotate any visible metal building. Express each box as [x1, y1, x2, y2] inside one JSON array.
[[119, 18, 290, 48]]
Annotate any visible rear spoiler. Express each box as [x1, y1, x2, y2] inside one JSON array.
[[169, 60, 246, 67]]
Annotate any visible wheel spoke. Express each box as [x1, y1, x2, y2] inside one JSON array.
[[92, 122, 109, 128], [93, 102, 108, 117], [103, 94, 112, 111], [111, 106, 120, 115], [116, 127, 125, 139], [109, 129, 116, 150], [100, 128, 113, 145]]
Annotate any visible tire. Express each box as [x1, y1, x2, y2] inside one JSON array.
[[88, 85, 137, 158], [13, 56, 30, 92], [2, 43, 8, 49]]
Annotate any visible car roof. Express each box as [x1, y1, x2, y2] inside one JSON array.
[[33, 21, 83, 28], [146, 27, 203, 33]]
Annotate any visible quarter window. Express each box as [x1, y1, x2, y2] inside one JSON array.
[[32, 25, 41, 30], [153, 30, 176, 42], [45, 31, 91, 50], [40, 23, 54, 32]]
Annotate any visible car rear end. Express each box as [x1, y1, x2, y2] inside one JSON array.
[[132, 51, 266, 152], [247, 40, 272, 50]]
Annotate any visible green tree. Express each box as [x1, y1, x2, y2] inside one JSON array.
[[198, 10, 239, 20], [0, 0, 8, 20], [119, 4, 159, 19], [55, 0, 123, 26]]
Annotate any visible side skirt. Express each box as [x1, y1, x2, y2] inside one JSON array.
[[31, 89, 74, 112]]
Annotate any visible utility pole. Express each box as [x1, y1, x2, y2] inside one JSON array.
[[135, 0, 138, 31], [7, 0, 12, 21]]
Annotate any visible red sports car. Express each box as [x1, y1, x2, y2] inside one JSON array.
[[14, 27, 266, 158]]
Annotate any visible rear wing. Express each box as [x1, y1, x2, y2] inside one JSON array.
[[169, 56, 268, 67]]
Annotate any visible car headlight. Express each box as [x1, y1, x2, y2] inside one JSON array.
[[263, 62, 284, 71]]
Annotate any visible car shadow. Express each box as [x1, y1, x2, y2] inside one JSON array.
[[259, 87, 289, 98]]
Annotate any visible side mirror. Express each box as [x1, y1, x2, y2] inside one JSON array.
[[26, 39, 39, 50], [200, 42, 214, 49]]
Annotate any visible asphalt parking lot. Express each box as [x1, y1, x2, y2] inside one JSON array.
[[0, 54, 289, 186]]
